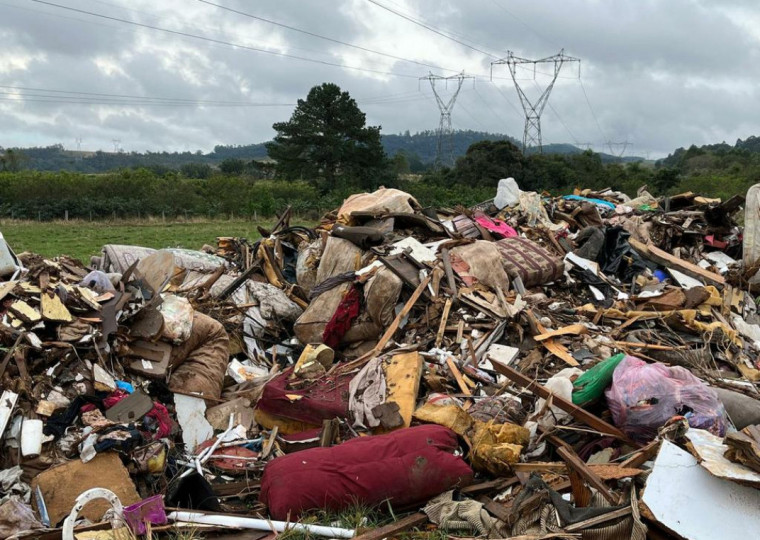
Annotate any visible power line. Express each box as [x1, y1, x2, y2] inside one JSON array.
[[0, 85, 293, 105], [29, 0, 421, 79], [578, 78, 607, 142], [365, 0, 499, 59], [486, 81, 523, 118], [472, 85, 512, 131], [489, 0, 560, 48], [195, 0, 462, 74]]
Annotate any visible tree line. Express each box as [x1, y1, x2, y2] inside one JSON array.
[[1, 82, 758, 221]]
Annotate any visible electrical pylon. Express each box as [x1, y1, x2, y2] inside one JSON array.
[[421, 71, 473, 168], [491, 49, 579, 153]]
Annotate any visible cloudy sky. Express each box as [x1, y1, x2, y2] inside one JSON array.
[[1, 0, 758, 157]]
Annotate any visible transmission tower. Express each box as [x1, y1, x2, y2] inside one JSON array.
[[491, 49, 580, 153], [420, 71, 473, 168], [112, 139, 121, 153], [606, 140, 632, 158]]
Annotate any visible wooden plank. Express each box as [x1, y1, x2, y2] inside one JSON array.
[[613, 341, 685, 351], [353, 512, 428, 540], [370, 274, 431, 357], [441, 248, 458, 299], [0, 333, 24, 379], [491, 360, 638, 446], [534, 324, 588, 342], [629, 238, 725, 288], [525, 309, 578, 366], [564, 506, 632, 532], [557, 446, 618, 505], [512, 462, 641, 479], [435, 298, 452, 349], [619, 440, 661, 469], [446, 357, 472, 410]]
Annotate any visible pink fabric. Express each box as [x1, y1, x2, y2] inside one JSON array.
[[474, 212, 517, 238]]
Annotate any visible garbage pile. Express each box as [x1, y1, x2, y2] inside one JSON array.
[[3, 181, 760, 539]]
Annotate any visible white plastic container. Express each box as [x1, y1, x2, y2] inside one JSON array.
[[21, 419, 43, 457]]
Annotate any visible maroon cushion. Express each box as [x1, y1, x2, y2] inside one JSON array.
[[256, 368, 352, 424], [259, 425, 474, 519]]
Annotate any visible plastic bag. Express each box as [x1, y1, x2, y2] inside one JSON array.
[[605, 356, 727, 442], [159, 294, 194, 343], [572, 353, 625, 407]]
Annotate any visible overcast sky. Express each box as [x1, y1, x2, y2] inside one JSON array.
[[2, 0, 759, 158]]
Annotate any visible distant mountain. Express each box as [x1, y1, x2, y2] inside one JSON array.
[[1, 130, 643, 173]]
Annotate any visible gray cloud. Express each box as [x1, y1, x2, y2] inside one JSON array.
[[2, 0, 760, 157]]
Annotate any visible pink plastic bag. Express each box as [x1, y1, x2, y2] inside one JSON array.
[[605, 356, 727, 442]]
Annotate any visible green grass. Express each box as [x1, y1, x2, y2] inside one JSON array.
[[0, 218, 290, 264]]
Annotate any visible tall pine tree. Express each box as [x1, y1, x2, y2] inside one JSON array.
[[266, 83, 386, 191]]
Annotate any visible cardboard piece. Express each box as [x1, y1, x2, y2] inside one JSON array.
[[31, 453, 140, 526]]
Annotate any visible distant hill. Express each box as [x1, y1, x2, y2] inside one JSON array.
[[1, 130, 643, 173], [658, 135, 760, 168]]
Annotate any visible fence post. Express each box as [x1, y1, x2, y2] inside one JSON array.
[[65, 210, 68, 222], [162, 211, 166, 222]]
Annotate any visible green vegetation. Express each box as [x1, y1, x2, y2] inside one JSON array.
[[0, 219, 283, 263], [267, 83, 388, 192], [3, 84, 760, 238]]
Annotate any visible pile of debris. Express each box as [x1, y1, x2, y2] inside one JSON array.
[[2, 180, 760, 539]]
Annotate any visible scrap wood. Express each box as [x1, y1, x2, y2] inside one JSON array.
[[491, 360, 638, 446], [446, 357, 473, 409], [612, 341, 687, 351], [434, 297, 452, 348], [629, 238, 725, 288], [511, 462, 642, 479], [557, 446, 619, 505], [366, 274, 432, 359], [534, 324, 588, 342], [440, 247, 458, 299], [564, 506, 633, 533], [525, 309, 579, 367]]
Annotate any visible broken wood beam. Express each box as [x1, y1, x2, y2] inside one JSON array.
[[564, 506, 633, 532], [557, 446, 619, 505], [490, 360, 638, 447], [629, 238, 725, 289]]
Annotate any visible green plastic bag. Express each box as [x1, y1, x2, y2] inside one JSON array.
[[572, 353, 625, 407]]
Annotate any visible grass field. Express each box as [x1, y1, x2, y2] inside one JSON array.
[[0, 219, 289, 263]]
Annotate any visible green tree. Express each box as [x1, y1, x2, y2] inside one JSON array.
[[0, 149, 26, 172], [391, 152, 411, 176], [266, 83, 386, 191], [450, 140, 525, 187], [181, 162, 212, 179], [219, 158, 246, 175]]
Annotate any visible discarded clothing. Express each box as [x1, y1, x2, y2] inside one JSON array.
[[322, 284, 361, 348]]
